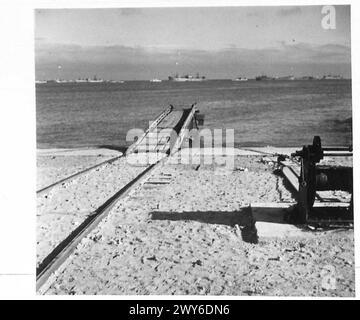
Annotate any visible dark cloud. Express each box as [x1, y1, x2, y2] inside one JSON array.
[[35, 42, 351, 80]]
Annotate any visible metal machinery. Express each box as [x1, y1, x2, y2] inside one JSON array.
[[194, 109, 205, 127], [291, 136, 353, 225]]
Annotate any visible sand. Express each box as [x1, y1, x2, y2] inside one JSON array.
[[37, 148, 122, 190], [36, 149, 146, 267], [36, 147, 354, 296]]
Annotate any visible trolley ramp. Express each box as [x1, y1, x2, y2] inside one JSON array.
[[128, 105, 197, 156]]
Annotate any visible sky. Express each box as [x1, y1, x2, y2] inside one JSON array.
[[35, 6, 351, 80]]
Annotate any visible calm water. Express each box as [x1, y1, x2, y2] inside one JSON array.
[[36, 80, 352, 149]]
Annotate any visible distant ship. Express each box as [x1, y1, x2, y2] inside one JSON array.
[[321, 74, 343, 80], [255, 75, 274, 81], [275, 75, 295, 80], [168, 73, 206, 82], [297, 76, 315, 80], [75, 78, 88, 83], [88, 75, 104, 83], [150, 78, 162, 83], [55, 79, 68, 83], [233, 76, 248, 81], [35, 80, 47, 84]]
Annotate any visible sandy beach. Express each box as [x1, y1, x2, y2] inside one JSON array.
[[36, 147, 354, 296], [36, 148, 145, 267], [36, 148, 122, 190]]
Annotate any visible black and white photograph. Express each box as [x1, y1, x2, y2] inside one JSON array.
[[0, 1, 358, 301]]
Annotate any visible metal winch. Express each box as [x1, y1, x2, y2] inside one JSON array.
[[290, 136, 353, 226]]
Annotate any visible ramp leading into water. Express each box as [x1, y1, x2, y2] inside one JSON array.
[[128, 105, 196, 155]]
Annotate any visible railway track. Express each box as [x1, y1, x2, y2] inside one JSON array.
[[36, 159, 163, 291], [36, 104, 200, 291], [36, 154, 124, 195], [36, 105, 176, 196]]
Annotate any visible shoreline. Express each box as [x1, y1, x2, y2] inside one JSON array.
[[36, 144, 352, 156], [37, 146, 298, 156], [36, 147, 123, 157]]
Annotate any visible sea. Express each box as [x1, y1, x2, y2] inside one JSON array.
[[36, 79, 352, 149]]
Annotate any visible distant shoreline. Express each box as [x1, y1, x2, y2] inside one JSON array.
[[35, 78, 352, 84], [34, 146, 323, 158]]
